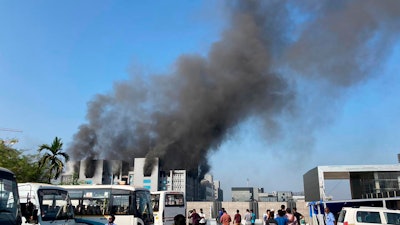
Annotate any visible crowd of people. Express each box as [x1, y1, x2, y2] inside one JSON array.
[[109, 205, 338, 225], [177, 205, 336, 225], [187, 208, 207, 225], [261, 205, 304, 225], [210, 205, 305, 225], [184, 205, 305, 225], [106, 204, 335, 225]]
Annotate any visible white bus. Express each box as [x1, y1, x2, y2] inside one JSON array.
[[151, 191, 186, 225], [18, 183, 76, 225], [0, 167, 22, 225], [61, 185, 154, 225]]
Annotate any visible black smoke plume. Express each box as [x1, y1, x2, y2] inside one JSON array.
[[67, 0, 400, 177]]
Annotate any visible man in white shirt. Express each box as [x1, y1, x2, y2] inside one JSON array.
[[244, 209, 252, 225], [199, 208, 206, 225]]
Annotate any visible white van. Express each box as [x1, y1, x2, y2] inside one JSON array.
[[337, 206, 400, 225]]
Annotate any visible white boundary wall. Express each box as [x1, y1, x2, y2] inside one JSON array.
[[187, 201, 310, 225]]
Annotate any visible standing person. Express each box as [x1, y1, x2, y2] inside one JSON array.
[[106, 214, 117, 225], [250, 209, 256, 225], [278, 205, 286, 218], [188, 210, 193, 225], [324, 207, 335, 225], [174, 214, 186, 225], [199, 208, 206, 225], [220, 208, 225, 220], [244, 209, 252, 225], [233, 209, 242, 225], [189, 209, 201, 225], [217, 208, 225, 225], [286, 208, 297, 225], [293, 208, 303, 225], [275, 210, 288, 225], [220, 209, 232, 225], [26, 200, 35, 223], [263, 210, 271, 225], [266, 211, 278, 225]]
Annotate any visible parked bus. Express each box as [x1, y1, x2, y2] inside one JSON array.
[[61, 185, 154, 225], [18, 183, 76, 225], [151, 191, 186, 225], [0, 167, 22, 225]]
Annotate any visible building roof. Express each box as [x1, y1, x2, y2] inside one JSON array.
[[306, 164, 400, 179], [303, 164, 400, 202]]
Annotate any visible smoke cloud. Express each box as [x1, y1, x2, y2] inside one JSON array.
[[67, 0, 400, 177]]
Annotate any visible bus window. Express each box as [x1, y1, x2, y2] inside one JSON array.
[[111, 192, 130, 215], [165, 194, 184, 207], [0, 181, 15, 210], [135, 190, 153, 224], [152, 194, 160, 212], [0, 168, 21, 225], [82, 189, 110, 215], [38, 188, 74, 221]]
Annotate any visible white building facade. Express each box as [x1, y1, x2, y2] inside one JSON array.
[[61, 158, 219, 201]]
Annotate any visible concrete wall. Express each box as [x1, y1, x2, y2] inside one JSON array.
[[187, 201, 310, 225], [303, 167, 321, 202]]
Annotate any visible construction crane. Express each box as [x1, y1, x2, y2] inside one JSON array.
[[0, 127, 23, 146], [0, 128, 23, 133]]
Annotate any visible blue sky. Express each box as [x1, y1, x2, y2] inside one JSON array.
[[1, 1, 400, 201], [1, 0, 226, 145]]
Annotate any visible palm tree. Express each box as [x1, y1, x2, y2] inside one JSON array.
[[38, 137, 70, 183]]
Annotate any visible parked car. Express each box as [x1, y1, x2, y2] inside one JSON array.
[[337, 206, 400, 225]]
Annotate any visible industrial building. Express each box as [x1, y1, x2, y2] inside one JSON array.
[[61, 158, 223, 201], [303, 164, 400, 201]]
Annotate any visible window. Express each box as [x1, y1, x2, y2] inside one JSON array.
[[356, 211, 381, 223], [337, 210, 346, 223], [135, 191, 152, 218], [76, 189, 111, 216], [151, 194, 160, 212], [165, 194, 184, 207], [111, 195, 130, 215], [0, 178, 18, 215], [135, 191, 153, 225], [38, 189, 73, 221], [385, 212, 400, 224]]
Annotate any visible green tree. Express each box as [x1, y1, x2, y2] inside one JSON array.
[[0, 140, 47, 182], [38, 137, 70, 183]]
